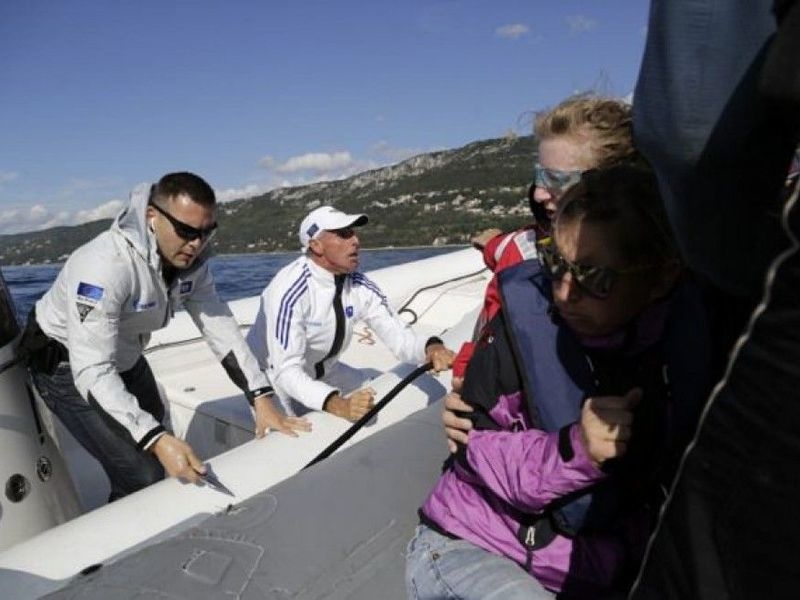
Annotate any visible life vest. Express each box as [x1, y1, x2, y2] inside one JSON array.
[[496, 258, 712, 536]]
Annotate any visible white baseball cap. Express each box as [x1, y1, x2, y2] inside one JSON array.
[[299, 205, 368, 249]]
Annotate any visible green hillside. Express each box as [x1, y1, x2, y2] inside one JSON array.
[[0, 134, 537, 265]]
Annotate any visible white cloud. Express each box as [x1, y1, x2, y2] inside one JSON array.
[[74, 199, 125, 222], [495, 23, 529, 40], [0, 198, 127, 235], [224, 150, 369, 203], [259, 151, 356, 176], [29, 205, 47, 219], [37, 211, 72, 231], [251, 142, 442, 193], [212, 141, 440, 205], [566, 15, 597, 34], [217, 154, 348, 204], [0, 204, 61, 234], [277, 151, 354, 174], [216, 183, 275, 203], [0, 171, 18, 185]]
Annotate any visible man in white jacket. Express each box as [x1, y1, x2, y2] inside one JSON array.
[[246, 205, 455, 422], [23, 172, 309, 501]]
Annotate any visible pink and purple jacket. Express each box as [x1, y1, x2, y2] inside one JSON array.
[[421, 261, 712, 596], [422, 407, 651, 594]]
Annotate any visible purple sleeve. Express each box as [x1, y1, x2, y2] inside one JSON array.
[[465, 423, 606, 513]]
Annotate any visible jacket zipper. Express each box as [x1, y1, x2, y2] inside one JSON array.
[[524, 525, 536, 571]]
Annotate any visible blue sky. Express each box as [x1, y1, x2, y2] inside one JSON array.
[[0, 1, 649, 235]]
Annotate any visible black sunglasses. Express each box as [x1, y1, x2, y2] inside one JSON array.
[[328, 227, 357, 240], [537, 240, 654, 299], [149, 202, 218, 243]]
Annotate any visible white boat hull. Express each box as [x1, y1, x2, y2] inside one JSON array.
[[0, 247, 490, 598]]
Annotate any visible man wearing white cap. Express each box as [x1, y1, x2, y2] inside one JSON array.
[[246, 205, 455, 422]]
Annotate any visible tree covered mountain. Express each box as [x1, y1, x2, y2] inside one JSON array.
[[0, 134, 537, 265]]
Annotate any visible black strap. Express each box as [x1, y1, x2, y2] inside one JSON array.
[[314, 274, 345, 379], [304, 362, 432, 469]]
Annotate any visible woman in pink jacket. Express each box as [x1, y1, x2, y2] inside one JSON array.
[[407, 166, 712, 599]]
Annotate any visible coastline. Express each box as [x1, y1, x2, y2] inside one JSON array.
[[1, 243, 472, 269], [212, 243, 470, 260]]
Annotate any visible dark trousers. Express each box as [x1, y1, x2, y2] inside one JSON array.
[[31, 356, 165, 502]]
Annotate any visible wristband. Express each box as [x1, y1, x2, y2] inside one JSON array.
[[246, 386, 275, 406]]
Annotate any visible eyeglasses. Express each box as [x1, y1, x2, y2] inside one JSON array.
[[149, 202, 218, 243], [534, 163, 583, 194], [328, 227, 357, 240], [537, 240, 653, 299]]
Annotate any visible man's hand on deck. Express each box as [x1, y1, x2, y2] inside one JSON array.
[[426, 343, 455, 373], [324, 387, 376, 422], [151, 433, 205, 483], [253, 393, 311, 438]]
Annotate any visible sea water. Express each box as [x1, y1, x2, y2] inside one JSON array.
[[1, 246, 462, 325]]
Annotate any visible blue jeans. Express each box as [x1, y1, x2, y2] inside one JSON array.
[[31, 356, 165, 501], [405, 524, 555, 600]]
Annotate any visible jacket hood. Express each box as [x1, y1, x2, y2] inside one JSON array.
[[113, 183, 153, 261]]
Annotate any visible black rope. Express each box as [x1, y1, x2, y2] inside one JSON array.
[[303, 362, 433, 470], [397, 267, 487, 314]]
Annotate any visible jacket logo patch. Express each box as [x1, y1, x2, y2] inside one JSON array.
[[179, 281, 193, 295], [345, 306, 354, 318], [76, 282, 104, 304], [76, 302, 94, 323], [133, 299, 157, 311]]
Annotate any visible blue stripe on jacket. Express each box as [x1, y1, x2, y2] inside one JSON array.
[[351, 273, 388, 307], [276, 267, 311, 349]]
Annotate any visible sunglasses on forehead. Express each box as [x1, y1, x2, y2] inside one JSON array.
[[534, 163, 583, 194], [536, 240, 654, 299], [149, 202, 218, 243]]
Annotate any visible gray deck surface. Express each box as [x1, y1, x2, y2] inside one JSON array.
[[43, 401, 448, 599]]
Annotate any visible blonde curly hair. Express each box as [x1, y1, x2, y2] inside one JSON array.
[[534, 94, 640, 168]]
